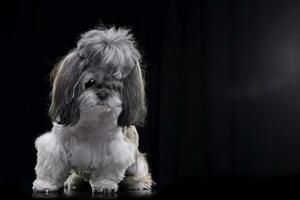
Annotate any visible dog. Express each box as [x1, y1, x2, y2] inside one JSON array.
[[32, 26, 153, 193]]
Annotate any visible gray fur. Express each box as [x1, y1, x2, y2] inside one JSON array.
[[49, 26, 146, 127]]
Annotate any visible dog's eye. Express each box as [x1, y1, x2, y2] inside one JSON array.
[[85, 79, 96, 88]]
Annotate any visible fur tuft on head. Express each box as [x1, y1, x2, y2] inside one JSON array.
[[77, 27, 141, 79]]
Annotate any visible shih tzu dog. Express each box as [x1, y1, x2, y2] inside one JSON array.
[[32, 26, 153, 193]]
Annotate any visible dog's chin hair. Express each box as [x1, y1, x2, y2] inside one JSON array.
[[76, 105, 119, 125], [78, 98, 122, 125], [80, 104, 114, 113]]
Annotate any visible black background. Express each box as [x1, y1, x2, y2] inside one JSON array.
[[2, 0, 300, 198]]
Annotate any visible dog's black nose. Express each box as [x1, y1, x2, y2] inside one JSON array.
[[97, 91, 108, 100]]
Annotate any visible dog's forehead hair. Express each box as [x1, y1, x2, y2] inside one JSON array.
[[88, 61, 120, 76], [82, 66, 118, 84]]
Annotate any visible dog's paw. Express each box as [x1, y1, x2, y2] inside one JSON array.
[[91, 180, 118, 193], [32, 178, 61, 192]]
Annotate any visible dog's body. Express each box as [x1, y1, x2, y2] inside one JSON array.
[[32, 26, 152, 193]]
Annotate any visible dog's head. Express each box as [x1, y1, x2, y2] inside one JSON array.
[[49, 27, 146, 127]]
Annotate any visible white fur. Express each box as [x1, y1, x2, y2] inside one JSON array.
[[33, 103, 151, 193]]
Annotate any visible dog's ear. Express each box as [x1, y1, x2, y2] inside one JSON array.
[[118, 62, 147, 127], [49, 51, 83, 126]]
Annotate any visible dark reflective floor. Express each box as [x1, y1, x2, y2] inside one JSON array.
[[32, 188, 155, 199], [1, 178, 300, 199], [1, 180, 157, 200]]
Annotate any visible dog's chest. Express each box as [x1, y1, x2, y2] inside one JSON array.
[[67, 142, 104, 180], [66, 134, 135, 178], [68, 141, 108, 168]]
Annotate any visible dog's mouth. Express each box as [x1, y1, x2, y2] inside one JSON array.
[[86, 103, 121, 112], [96, 102, 105, 106], [96, 104, 111, 111]]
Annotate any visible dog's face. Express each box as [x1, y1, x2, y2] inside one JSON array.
[[48, 27, 146, 127], [75, 67, 124, 124]]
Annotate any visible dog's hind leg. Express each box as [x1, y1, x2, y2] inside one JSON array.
[[121, 126, 153, 190], [122, 151, 153, 190]]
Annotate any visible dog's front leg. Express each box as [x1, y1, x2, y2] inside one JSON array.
[[32, 133, 70, 192], [90, 167, 126, 193]]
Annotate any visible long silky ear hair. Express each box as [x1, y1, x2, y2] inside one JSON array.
[[49, 50, 84, 126], [118, 62, 147, 127]]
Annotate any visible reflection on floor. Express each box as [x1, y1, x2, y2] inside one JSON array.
[[2, 178, 300, 199], [1, 180, 156, 199], [32, 186, 155, 199]]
